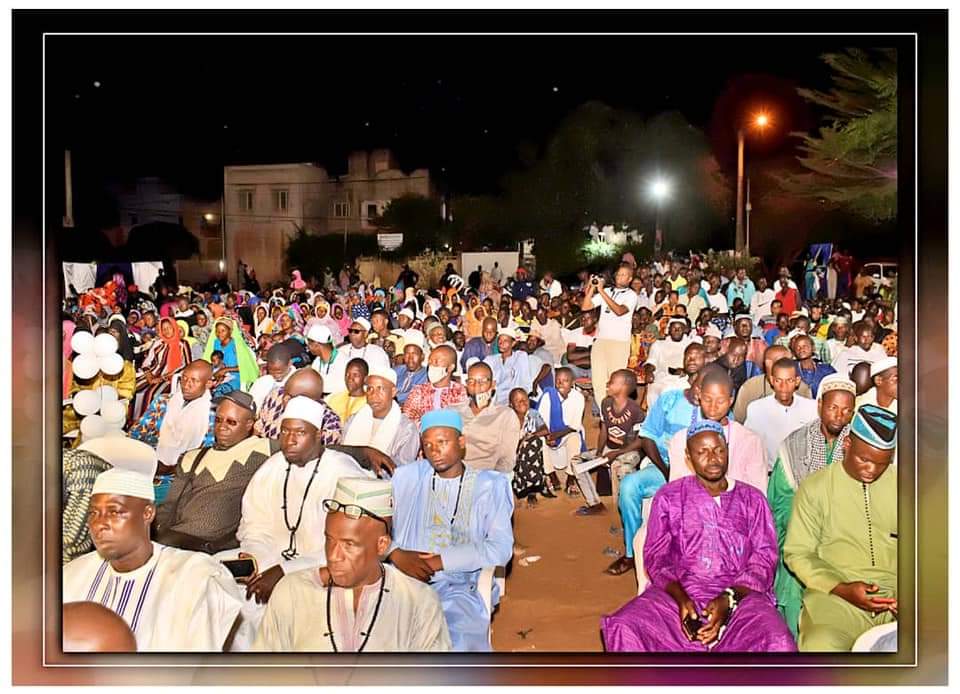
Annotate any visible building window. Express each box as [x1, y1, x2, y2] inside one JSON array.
[[238, 190, 254, 211], [366, 203, 378, 218], [273, 189, 288, 212], [129, 213, 138, 225], [333, 201, 350, 218]]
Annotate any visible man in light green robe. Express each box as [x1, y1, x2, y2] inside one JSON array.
[[768, 375, 857, 638], [784, 404, 898, 652]]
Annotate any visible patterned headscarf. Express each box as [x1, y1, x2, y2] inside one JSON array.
[[851, 405, 897, 451]]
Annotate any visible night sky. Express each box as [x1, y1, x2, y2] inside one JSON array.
[[45, 33, 886, 205]]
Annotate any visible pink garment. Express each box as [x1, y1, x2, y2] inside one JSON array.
[[667, 419, 769, 495], [63, 319, 76, 398], [290, 270, 307, 290]]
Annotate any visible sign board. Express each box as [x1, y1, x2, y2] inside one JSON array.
[[377, 233, 403, 251]]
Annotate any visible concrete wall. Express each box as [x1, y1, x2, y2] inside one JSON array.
[[461, 251, 520, 281], [357, 254, 460, 289]]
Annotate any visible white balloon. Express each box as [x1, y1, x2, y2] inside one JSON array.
[[100, 400, 127, 426], [80, 414, 107, 440], [98, 385, 118, 403], [72, 353, 100, 380], [103, 428, 127, 438], [71, 331, 95, 355], [94, 333, 119, 357], [98, 353, 124, 376], [72, 389, 102, 416]]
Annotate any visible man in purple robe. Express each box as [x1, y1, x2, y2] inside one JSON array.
[[601, 419, 796, 653]]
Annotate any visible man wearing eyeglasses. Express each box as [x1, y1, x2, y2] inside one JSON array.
[[455, 361, 522, 474], [389, 410, 514, 651], [342, 317, 391, 373], [253, 477, 452, 652]]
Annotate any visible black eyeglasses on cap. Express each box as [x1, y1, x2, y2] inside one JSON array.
[[348, 328, 364, 334], [323, 499, 389, 529]]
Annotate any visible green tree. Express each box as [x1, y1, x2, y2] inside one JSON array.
[[370, 194, 451, 255], [779, 48, 897, 222]]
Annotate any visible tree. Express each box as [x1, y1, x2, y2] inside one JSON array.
[[370, 194, 451, 256], [778, 48, 897, 222]]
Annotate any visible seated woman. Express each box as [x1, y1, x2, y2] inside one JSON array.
[[508, 388, 551, 508], [202, 317, 259, 396], [134, 317, 191, 418]]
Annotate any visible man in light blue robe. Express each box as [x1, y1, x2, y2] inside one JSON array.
[[483, 329, 533, 405], [388, 409, 515, 651]]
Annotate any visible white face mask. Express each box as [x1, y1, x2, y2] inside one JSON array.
[[473, 389, 494, 409], [427, 365, 449, 384]]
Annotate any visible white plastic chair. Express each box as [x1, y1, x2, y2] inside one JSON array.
[[477, 565, 506, 648], [852, 622, 898, 652]]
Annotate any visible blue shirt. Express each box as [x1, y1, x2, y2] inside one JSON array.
[[484, 351, 534, 406], [796, 360, 836, 397], [726, 278, 756, 308], [638, 388, 697, 464], [394, 365, 429, 405], [461, 336, 498, 372]]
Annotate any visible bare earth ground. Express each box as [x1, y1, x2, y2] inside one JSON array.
[[491, 406, 638, 653]]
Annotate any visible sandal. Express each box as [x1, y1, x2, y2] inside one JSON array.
[[604, 556, 635, 576]]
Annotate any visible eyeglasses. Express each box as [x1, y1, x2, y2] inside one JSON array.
[[323, 499, 389, 529], [348, 328, 364, 334], [465, 377, 492, 386]]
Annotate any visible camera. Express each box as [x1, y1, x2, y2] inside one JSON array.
[[590, 275, 601, 286]]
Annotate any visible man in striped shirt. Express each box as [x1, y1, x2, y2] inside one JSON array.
[[63, 468, 243, 651]]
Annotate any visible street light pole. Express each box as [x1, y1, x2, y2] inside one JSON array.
[[735, 128, 745, 254], [745, 176, 751, 257]]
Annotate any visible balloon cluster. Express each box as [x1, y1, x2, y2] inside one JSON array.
[[69, 331, 127, 440]]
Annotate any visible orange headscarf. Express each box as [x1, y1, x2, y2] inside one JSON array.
[[158, 317, 185, 372]]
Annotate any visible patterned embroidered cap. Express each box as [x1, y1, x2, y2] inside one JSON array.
[[686, 418, 726, 442], [850, 404, 897, 451], [330, 477, 394, 518], [816, 374, 857, 401]]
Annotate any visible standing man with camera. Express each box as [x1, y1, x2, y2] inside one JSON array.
[[581, 263, 640, 414]]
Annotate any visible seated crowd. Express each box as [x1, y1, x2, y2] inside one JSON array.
[[61, 252, 899, 653]]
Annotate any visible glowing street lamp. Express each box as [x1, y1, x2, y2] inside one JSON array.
[[649, 178, 671, 251], [735, 111, 773, 254]]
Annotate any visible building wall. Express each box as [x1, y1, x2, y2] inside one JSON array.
[[224, 153, 434, 284]]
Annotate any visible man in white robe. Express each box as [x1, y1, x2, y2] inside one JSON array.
[[247, 345, 295, 410], [253, 477, 452, 652], [537, 367, 585, 488], [339, 366, 421, 469], [155, 360, 214, 468], [644, 318, 695, 408], [228, 396, 372, 650], [63, 467, 243, 652]]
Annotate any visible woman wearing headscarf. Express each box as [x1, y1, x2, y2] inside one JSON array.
[[253, 304, 271, 339], [203, 317, 259, 395], [62, 319, 76, 398], [135, 316, 192, 417], [175, 318, 203, 360], [332, 303, 352, 339], [312, 300, 343, 344], [191, 308, 214, 346]]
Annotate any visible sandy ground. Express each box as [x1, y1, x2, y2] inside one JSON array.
[[491, 405, 639, 653]]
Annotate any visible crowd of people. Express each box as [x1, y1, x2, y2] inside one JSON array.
[[60, 249, 899, 654]]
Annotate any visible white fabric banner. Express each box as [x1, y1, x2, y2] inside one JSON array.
[[62, 261, 164, 298]]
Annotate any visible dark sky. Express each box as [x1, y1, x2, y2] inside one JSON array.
[[45, 33, 886, 203]]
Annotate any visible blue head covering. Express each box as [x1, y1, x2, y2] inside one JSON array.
[[686, 418, 726, 442], [850, 405, 897, 451], [420, 409, 464, 434], [352, 303, 371, 321]]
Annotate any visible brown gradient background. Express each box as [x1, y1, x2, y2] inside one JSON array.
[[11, 10, 947, 686]]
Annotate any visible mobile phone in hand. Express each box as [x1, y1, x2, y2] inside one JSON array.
[[682, 615, 703, 640], [221, 557, 258, 583]]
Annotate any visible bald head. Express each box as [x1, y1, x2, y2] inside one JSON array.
[[284, 367, 325, 402], [63, 601, 137, 652], [181, 359, 213, 401]]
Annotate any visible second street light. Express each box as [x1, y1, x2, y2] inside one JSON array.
[[649, 178, 671, 252]]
